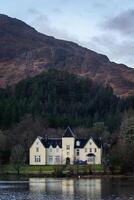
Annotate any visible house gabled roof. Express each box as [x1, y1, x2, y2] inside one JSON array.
[[74, 137, 102, 149], [92, 137, 102, 148], [62, 126, 75, 138], [37, 130, 102, 149]]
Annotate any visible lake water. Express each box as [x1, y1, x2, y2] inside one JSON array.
[[0, 177, 134, 200]]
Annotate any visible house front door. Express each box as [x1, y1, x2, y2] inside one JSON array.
[[66, 157, 70, 165]]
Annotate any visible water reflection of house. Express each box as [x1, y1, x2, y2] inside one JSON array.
[[29, 178, 73, 194], [61, 179, 74, 199], [29, 178, 101, 199], [29, 178, 47, 192], [30, 127, 102, 165], [76, 179, 101, 199]]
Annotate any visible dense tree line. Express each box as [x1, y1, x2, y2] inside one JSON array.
[[1, 69, 133, 131]]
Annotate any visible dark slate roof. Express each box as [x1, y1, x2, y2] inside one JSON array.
[[75, 137, 102, 149], [75, 139, 88, 148], [38, 135, 102, 149], [93, 138, 102, 148], [63, 126, 75, 138], [41, 138, 62, 148]]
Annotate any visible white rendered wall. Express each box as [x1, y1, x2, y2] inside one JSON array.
[[46, 145, 62, 165], [75, 138, 102, 164], [62, 137, 75, 164], [30, 137, 102, 165], [30, 138, 46, 165]]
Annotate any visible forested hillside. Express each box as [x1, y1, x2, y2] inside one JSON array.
[[0, 70, 133, 132]]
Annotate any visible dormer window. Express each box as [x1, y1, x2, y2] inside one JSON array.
[[56, 146, 59, 152], [50, 146, 52, 152], [76, 141, 80, 147]]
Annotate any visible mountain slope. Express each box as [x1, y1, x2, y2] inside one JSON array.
[[0, 69, 120, 130], [0, 14, 134, 96]]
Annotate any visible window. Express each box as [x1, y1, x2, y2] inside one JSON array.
[[55, 156, 60, 164], [66, 145, 70, 150], [89, 142, 92, 145], [85, 148, 87, 152], [88, 157, 95, 163], [49, 156, 53, 164], [94, 148, 97, 153], [76, 149, 79, 156], [67, 152, 70, 156], [90, 148, 92, 152], [34, 155, 41, 162], [36, 147, 39, 152], [76, 141, 80, 147], [36, 142, 38, 145]]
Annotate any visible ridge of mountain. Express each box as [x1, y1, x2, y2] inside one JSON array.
[[0, 14, 134, 96]]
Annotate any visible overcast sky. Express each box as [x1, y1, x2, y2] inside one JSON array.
[[1, 0, 134, 68]]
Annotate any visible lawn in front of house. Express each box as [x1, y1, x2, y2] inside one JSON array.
[[1, 164, 104, 175]]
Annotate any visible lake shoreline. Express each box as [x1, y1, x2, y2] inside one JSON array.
[[0, 172, 134, 179], [1, 164, 133, 178]]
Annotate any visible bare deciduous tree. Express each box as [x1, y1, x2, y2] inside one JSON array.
[[10, 144, 26, 175]]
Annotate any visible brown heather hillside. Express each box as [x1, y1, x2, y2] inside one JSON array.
[[0, 14, 134, 96]]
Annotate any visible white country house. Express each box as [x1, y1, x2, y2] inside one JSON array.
[[30, 127, 102, 165]]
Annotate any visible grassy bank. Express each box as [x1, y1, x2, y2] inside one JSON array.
[[0, 164, 118, 176]]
